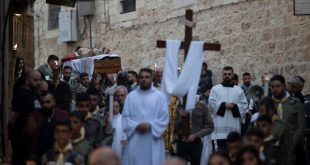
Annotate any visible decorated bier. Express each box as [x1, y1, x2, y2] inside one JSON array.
[[94, 55, 122, 74], [63, 54, 122, 77]]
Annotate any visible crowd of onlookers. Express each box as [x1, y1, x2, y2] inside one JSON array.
[[7, 54, 310, 165]]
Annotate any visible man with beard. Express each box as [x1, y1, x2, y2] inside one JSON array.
[[127, 70, 138, 92], [153, 68, 163, 89], [11, 69, 42, 165], [75, 72, 90, 95], [122, 68, 169, 165], [241, 72, 253, 101], [24, 92, 68, 158], [62, 66, 79, 93], [62, 66, 72, 83], [240, 72, 254, 136], [208, 66, 248, 151]]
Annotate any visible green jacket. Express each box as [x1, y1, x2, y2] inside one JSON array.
[[73, 139, 92, 159], [37, 64, 53, 78], [272, 96, 305, 165]]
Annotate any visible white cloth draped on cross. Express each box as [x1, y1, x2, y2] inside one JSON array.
[[161, 40, 204, 111]]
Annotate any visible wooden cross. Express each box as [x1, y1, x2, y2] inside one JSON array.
[[157, 9, 221, 61], [156, 9, 221, 137]]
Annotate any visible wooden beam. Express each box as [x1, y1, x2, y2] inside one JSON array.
[[157, 40, 221, 51], [184, 9, 193, 59], [204, 43, 221, 51]]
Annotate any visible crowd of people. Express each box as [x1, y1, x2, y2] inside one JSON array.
[[8, 54, 309, 165]]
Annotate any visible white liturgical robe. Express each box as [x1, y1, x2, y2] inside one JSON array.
[[208, 84, 248, 140], [112, 113, 126, 160], [122, 86, 169, 165]]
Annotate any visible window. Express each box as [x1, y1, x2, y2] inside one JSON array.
[[120, 0, 136, 14], [48, 4, 61, 30]]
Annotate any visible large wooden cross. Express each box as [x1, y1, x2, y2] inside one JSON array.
[[157, 9, 221, 61], [156, 9, 221, 137]]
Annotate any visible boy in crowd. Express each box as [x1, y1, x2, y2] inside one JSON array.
[[69, 111, 93, 158], [42, 119, 84, 165], [86, 87, 113, 146], [226, 132, 242, 163], [256, 115, 281, 165], [243, 127, 265, 161], [75, 93, 103, 148]]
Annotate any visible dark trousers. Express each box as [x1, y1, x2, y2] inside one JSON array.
[[177, 138, 202, 165], [212, 139, 227, 151], [295, 139, 307, 165], [11, 135, 29, 165], [241, 116, 251, 136]]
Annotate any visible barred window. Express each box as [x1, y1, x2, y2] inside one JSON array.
[[120, 0, 136, 14], [48, 5, 61, 30]]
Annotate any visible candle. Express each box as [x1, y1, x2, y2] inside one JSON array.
[[264, 73, 270, 96], [13, 44, 18, 50], [108, 87, 114, 123], [12, 44, 18, 58]]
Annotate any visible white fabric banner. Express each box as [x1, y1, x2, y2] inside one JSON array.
[[161, 40, 204, 111]]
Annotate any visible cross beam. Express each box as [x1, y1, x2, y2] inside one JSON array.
[[156, 9, 221, 60]]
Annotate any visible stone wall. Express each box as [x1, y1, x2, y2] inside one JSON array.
[[33, 0, 310, 94]]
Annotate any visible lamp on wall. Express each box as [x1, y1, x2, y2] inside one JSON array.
[[12, 44, 18, 58]]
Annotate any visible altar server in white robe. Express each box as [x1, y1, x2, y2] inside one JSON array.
[[122, 68, 169, 165], [208, 66, 248, 151], [112, 99, 127, 160]]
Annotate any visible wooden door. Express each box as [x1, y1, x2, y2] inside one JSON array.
[[12, 15, 34, 68]]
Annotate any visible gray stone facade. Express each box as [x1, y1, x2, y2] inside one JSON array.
[[33, 0, 310, 94]]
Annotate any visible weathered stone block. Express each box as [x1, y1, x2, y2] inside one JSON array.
[[262, 29, 272, 41], [241, 22, 250, 32]]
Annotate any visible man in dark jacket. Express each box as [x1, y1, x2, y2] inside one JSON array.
[[174, 102, 214, 165], [197, 62, 212, 103], [24, 91, 68, 157], [11, 69, 42, 165]]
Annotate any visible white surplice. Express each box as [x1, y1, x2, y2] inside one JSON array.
[[208, 84, 248, 140], [112, 113, 127, 160], [122, 86, 169, 165]]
